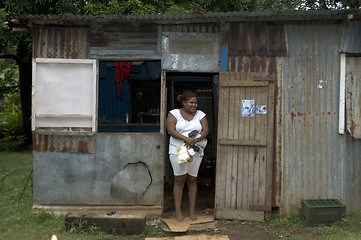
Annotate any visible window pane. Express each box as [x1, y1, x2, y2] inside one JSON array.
[[98, 61, 161, 132]]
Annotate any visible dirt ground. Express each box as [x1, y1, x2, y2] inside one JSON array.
[[111, 182, 319, 240], [118, 218, 281, 240], [120, 216, 318, 240], [118, 183, 280, 240], [162, 220, 277, 240]]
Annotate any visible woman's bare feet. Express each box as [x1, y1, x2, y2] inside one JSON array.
[[189, 211, 198, 221], [175, 210, 185, 221]]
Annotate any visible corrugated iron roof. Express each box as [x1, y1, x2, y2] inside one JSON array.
[[12, 9, 361, 25]]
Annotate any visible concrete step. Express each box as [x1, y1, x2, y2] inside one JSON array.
[[33, 204, 162, 235], [65, 212, 146, 235]]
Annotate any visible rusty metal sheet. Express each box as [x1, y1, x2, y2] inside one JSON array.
[[275, 24, 361, 214], [225, 23, 287, 57], [228, 56, 277, 74], [33, 133, 96, 153], [340, 21, 361, 54], [89, 22, 159, 60], [346, 57, 361, 138], [33, 27, 89, 59]]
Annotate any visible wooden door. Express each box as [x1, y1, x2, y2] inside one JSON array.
[[215, 72, 275, 221]]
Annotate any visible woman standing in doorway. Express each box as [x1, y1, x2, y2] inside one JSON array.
[[166, 91, 209, 221]]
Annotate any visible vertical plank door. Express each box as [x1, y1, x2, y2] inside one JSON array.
[[215, 72, 275, 221]]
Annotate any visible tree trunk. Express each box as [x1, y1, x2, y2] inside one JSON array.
[[17, 35, 32, 146]]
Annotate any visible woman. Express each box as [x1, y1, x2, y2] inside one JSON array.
[[166, 91, 209, 221]]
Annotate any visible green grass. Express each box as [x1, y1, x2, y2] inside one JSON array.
[[1, 151, 361, 240], [263, 208, 361, 240]]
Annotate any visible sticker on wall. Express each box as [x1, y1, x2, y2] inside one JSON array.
[[256, 105, 267, 114], [242, 99, 255, 117]]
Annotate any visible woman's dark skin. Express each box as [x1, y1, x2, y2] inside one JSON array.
[[166, 96, 209, 221]]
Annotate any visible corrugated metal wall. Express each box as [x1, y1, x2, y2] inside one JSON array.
[[276, 23, 361, 214], [89, 22, 159, 60], [33, 27, 89, 59], [160, 23, 219, 34]]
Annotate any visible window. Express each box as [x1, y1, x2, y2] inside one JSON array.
[[98, 61, 161, 132], [32, 58, 97, 132]]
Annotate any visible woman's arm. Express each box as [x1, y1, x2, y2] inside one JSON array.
[[196, 117, 209, 142]]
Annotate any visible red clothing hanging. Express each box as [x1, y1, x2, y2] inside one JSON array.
[[115, 62, 133, 98]]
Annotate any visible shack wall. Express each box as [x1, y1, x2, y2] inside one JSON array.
[[32, 25, 165, 206], [31, 17, 361, 214], [276, 23, 361, 214], [33, 133, 164, 205]]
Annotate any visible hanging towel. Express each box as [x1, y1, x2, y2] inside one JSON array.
[[115, 62, 133, 98]]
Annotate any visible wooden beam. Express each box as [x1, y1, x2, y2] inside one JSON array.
[[218, 139, 267, 147], [12, 28, 31, 33], [220, 80, 269, 87], [215, 208, 264, 222], [253, 73, 275, 81], [249, 204, 272, 212]]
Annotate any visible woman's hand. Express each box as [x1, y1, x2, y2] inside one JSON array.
[[184, 137, 197, 148]]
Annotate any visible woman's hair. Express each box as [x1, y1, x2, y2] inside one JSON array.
[[177, 91, 197, 104]]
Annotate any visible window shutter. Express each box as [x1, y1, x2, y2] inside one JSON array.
[[32, 58, 98, 132]]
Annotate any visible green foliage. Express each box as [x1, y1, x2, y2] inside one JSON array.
[[85, 0, 125, 15], [0, 57, 23, 149], [141, 224, 166, 238], [0, 102, 23, 138]]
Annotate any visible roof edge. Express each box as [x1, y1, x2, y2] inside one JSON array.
[[11, 9, 361, 26]]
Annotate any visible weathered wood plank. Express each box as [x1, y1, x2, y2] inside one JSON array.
[[215, 144, 226, 209], [216, 72, 274, 221], [252, 73, 275, 81], [225, 145, 233, 208], [258, 148, 267, 205], [220, 80, 269, 87], [228, 74, 236, 139], [266, 78, 276, 215], [218, 139, 267, 146], [230, 145, 238, 209], [215, 73, 229, 209], [249, 204, 272, 212], [160, 70, 166, 136], [258, 86, 269, 206], [215, 208, 264, 222]]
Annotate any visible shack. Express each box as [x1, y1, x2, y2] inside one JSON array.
[[13, 9, 361, 220]]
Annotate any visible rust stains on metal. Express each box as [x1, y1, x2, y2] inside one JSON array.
[[33, 134, 95, 154], [226, 23, 287, 57], [77, 140, 89, 153], [33, 27, 89, 59], [228, 56, 278, 74], [346, 57, 361, 138]]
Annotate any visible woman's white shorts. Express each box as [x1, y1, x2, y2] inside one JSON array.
[[169, 154, 203, 177]]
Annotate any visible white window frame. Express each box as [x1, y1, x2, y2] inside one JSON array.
[[339, 53, 346, 134], [32, 58, 98, 132]]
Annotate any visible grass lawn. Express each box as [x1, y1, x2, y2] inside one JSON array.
[[1, 151, 361, 240]]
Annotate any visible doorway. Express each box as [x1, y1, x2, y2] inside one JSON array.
[[163, 72, 218, 219]]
